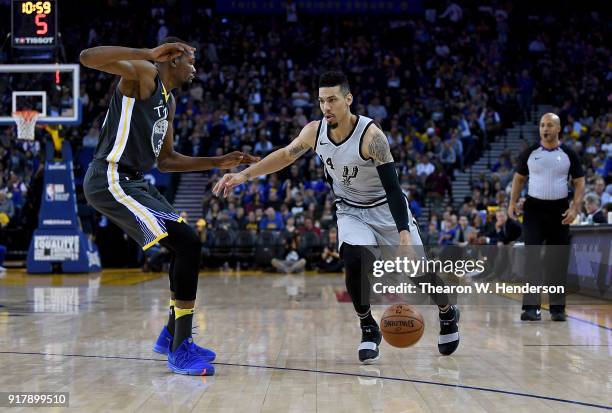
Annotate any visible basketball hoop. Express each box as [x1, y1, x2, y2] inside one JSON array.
[[13, 110, 40, 141]]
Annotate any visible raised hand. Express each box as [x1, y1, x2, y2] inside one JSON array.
[[149, 43, 195, 62]]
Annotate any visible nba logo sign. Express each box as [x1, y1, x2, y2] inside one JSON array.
[[45, 184, 69, 202], [45, 184, 56, 201]]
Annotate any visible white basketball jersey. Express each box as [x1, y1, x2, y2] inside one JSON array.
[[315, 115, 387, 207]]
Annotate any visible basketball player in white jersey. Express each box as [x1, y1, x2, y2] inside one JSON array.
[[214, 71, 459, 362]]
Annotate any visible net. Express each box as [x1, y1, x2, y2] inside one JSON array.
[[13, 110, 39, 140]]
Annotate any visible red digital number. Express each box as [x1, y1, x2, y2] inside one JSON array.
[[35, 14, 48, 35]]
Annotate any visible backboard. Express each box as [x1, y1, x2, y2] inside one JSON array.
[[0, 63, 81, 126]]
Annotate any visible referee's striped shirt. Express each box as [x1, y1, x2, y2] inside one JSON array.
[[516, 144, 584, 200]]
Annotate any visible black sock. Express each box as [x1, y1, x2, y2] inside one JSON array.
[[172, 307, 194, 352], [166, 299, 175, 336], [358, 309, 377, 328]]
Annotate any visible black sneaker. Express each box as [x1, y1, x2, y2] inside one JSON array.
[[550, 311, 567, 322], [438, 305, 460, 356], [520, 308, 541, 321], [359, 324, 382, 364]]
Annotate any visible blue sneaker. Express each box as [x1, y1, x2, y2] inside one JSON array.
[[153, 326, 216, 362], [168, 337, 215, 376]]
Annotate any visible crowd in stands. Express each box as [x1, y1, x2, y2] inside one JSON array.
[[0, 1, 609, 268]]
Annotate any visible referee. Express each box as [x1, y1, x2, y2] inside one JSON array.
[[508, 113, 585, 321]]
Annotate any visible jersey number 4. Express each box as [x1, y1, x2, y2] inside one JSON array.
[[319, 155, 335, 170]]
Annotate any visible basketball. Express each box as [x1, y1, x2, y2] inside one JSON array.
[[380, 304, 425, 348]]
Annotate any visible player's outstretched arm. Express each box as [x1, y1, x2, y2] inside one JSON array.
[[362, 125, 411, 243], [213, 121, 318, 197], [157, 97, 259, 173]]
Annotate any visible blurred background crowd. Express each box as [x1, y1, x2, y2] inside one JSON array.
[[0, 0, 609, 271]]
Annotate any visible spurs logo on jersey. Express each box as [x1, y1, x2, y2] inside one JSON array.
[[315, 115, 388, 208], [342, 165, 359, 187]]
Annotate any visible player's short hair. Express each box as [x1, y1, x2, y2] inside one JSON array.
[[158, 36, 190, 47], [319, 71, 350, 95]]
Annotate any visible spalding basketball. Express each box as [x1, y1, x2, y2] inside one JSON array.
[[380, 304, 425, 348]]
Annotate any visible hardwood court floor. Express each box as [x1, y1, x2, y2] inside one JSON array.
[[0, 269, 610, 413]]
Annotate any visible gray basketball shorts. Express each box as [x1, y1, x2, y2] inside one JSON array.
[[83, 160, 182, 250], [336, 200, 422, 250]]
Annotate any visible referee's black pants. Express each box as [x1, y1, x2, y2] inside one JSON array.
[[521, 196, 570, 311]]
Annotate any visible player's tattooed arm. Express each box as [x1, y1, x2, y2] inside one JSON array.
[[284, 121, 317, 160], [368, 125, 409, 234], [365, 127, 394, 165], [287, 141, 310, 160]]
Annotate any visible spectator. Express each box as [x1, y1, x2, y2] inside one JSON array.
[[423, 222, 440, 246], [425, 162, 452, 211], [271, 236, 306, 273], [594, 177, 611, 204], [517, 69, 534, 122], [299, 217, 321, 237], [440, 2, 463, 23], [318, 227, 342, 273], [453, 215, 475, 246], [259, 207, 284, 231], [0, 192, 15, 225], [583, 193, 606, 224], [216, 211, 238, 231], [416, 154, 435, 178], [244, 211, 259, 232], [367, 97, 388, 121], [439, 214, 457, 246], [440, 139, 457, 177], [291, 83, 311, 110], [485, 209, 518, 245], [254, 131, 273, 156]]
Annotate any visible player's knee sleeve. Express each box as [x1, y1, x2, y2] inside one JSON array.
[[161, 220, 201, 301], [341, 243, 374, 314]]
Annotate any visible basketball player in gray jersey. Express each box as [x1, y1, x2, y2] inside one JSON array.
[[214, 71, 460, 362], [80, 37, 257, 375]]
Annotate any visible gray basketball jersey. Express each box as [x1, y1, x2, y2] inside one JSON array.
[[315, 115, 387, 207]]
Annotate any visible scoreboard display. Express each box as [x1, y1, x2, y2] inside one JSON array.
[[11, 0, 58, 49]]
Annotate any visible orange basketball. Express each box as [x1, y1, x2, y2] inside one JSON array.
[[380, 304, 425, 348]]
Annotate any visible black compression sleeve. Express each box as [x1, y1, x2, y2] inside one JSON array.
[[376, 162, 410, 232]]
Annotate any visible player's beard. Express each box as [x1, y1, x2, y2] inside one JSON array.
[[327, 113, 340, 129]]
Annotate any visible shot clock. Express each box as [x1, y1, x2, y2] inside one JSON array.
[[11, 0, 58, 49]]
